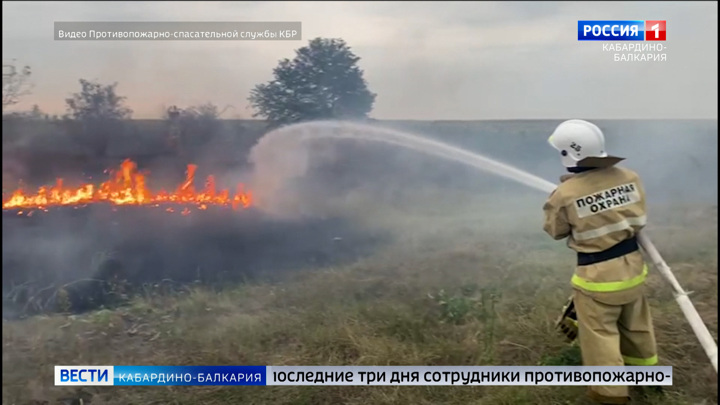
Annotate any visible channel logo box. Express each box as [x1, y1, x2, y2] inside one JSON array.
[[55, 366, 114, 386], [578, 20, 666, 41], [644, 20, 666, 41]]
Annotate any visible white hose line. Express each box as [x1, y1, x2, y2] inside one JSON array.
[[636, 230, 718, 373]]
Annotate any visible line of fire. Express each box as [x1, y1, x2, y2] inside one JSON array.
[[1, 159, 253, 216]]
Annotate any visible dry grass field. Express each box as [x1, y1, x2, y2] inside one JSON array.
[[3, 193, 717, 405]]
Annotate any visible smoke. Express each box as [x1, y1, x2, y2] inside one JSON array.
[[598, 120, 718, 204], [245, 125, 350, 219], [244, 121, 550, 230], [244, 119, 717, 227], [2, 205, 389, 317], [3, 118, 715, 317]]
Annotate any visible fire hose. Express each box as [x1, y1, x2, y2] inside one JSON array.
[[556, 230, 718, 373], [636, 231, 718, 373]]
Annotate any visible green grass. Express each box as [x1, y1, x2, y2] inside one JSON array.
[[2, 198, 717, 405]]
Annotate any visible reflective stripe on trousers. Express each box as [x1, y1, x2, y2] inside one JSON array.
[[571, 264, 648, 292], [622, 354, 658, 366]]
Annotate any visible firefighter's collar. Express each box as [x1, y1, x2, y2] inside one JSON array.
[[567, 166, 597, 174], [576, 156, 625, 168], [566, 156, 625, 173]]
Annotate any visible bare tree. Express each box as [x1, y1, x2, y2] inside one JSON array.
[[2, 61, 33, 110]]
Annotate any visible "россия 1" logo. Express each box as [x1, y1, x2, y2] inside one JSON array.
[[578, 20, 666, 41]]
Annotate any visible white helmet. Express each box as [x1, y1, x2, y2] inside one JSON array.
[[548, 119, 623, 168]]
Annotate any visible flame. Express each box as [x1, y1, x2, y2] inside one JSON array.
[[2, 159, 253, 213]]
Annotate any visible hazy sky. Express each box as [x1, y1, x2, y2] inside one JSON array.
[[2, 1, 718, 119]]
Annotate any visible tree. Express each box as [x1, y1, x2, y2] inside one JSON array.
[[65, 79, 133, 156], [2, 61, 33, 110], [249, 37, 376, 128], [65, 79, 132, 120]]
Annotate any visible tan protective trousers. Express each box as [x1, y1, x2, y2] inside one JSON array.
[[573, 287, 658, 402]]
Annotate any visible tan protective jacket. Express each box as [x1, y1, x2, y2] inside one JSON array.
[[543, 165, 648, 302]]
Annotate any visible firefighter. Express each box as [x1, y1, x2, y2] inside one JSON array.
[[542, 119, 658, 405]]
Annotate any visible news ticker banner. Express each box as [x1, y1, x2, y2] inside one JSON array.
[[56, 365, 673, 387], [577, 20, 667, 63], [54, 21, 301, 41]]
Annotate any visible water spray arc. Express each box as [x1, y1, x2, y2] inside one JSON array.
[[252, 120, 718, 373]]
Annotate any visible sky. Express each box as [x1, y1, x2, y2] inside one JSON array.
[[2, 1, 718, 120]]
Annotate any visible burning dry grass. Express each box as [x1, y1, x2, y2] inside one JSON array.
[[2, 159, 252, 213], [2, 199, 717, 405]]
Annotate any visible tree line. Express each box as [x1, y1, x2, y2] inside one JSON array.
[[2, 37, 376, 130]]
